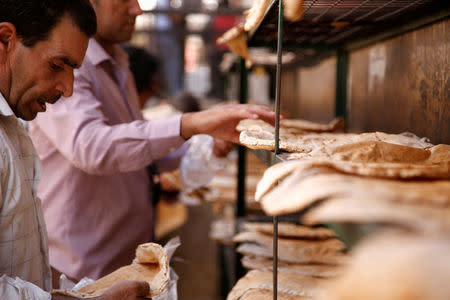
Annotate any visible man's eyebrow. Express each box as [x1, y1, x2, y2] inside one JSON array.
[[59, 57, 80, 68]]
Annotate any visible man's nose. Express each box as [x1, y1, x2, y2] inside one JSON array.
[[55, 70, 75, 98], [130, 0, 143, 16]]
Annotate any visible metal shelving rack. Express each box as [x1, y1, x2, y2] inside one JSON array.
[[235, 0, 449, 299]]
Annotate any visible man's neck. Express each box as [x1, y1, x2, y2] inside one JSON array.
[[94, 35, 115, 57], [0, 70, 11, 104]]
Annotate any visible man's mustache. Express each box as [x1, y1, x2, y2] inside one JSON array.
[[37, 93, 62, 104]]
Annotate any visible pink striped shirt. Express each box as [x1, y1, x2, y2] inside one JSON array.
[[30, 39, 186, 280]]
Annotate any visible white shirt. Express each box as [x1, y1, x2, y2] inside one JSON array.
[[0, 93, 51, 299]]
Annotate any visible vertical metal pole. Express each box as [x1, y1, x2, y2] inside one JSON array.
[[274, 1, 284, 300], [274, 3, 283, 154], [236, 57, 248, 282], [237, 58, 248, 218], [335, 49, 348, 119]]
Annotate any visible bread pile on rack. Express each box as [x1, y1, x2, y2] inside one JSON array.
[[209, 152, 267, 245], [228, 222, 346, 300], [255, 138, 450, 233], [229, 115, 450, 299], [316, 231, 450, 300]]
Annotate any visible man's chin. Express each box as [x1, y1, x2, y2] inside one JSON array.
[[15, 110, 38, 121], [20, 113, 37, 121]]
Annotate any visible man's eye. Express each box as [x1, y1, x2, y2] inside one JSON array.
[[50, 63, 64, 71]]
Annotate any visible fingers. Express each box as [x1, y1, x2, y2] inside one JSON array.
[[233, 104, 276, 125], [132, 280, 150, 297]]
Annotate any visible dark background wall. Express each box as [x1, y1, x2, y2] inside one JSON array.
[[281, 18, 449, 144]]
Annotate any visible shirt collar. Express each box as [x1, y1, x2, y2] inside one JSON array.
[[86, 38, 129, 69], [0, 92, 14, 117]]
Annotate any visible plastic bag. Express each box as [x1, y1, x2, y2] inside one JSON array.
[[180, 135, 229, 205], [152, 236, 181, 300]]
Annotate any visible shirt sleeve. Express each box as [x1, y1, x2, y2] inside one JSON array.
[[155, 141, 190, 174], [0, 275, 51, 300], [31, 68, 186, 176]]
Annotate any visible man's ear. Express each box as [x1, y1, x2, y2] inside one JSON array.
[[0, 22, 17, 64]]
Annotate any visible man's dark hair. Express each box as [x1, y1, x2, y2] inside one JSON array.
[[123, 46, 160, 93], [0, 0, 97, 47]]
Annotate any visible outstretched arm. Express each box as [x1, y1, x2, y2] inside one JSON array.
[[181, 103, 276, 144]]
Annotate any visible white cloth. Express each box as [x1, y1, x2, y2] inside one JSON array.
[[0, 93, 51, 299]]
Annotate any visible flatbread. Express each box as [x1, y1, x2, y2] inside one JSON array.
[[317, 233, 450, 300], [227, 270, 324, 300], [256, 143, 449, 201], [242, 222, 336, 239], [209, 218, 236, 245], [244, 0, 270, 31], [317, 140, 431, 163], [428, 144, 450, 162], [236, 118, 344, 134], [255, 160, 318, 201], [284, 0, 304, 21], [281, 117, 344, 132], [237, 243, 347, 265], [233, 231, 346, 255], [239, 288, 305, 300], [261, 169, 450, 216], [241, 256, 341, 278], [236, 119, 278, 133], [54, 243, 169, 298], [240, 131, 353, 152], [239, 130, 433, 153], [302, 197, 450, 233], [217, 24, 252, 65]]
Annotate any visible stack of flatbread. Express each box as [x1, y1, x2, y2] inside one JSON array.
[[237, 117, 436, 154], [53, 243, 169, 298], [227, 269, 323, 300], [209, 152, 267, 245], [208, 151, 266, 212], [255, 140, 450, 233], [228, 222, 345, 300], [235, 222, 347, 269], [317, 231, 450, 300]]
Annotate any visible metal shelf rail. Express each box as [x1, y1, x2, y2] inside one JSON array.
[[249, 0, 449, 51]]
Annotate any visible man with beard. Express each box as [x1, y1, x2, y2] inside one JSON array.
[[0, 0, 152, 299], [30, 0, 275, 284]]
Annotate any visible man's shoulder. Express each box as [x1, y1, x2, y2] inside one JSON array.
[[0, 123, 12, 170]]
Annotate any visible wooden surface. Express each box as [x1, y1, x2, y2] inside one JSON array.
[[280, 57, 336, 122], [347, 18, 449, 144], [280, 69, 300, 118], [297, 57, 336, 123]]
